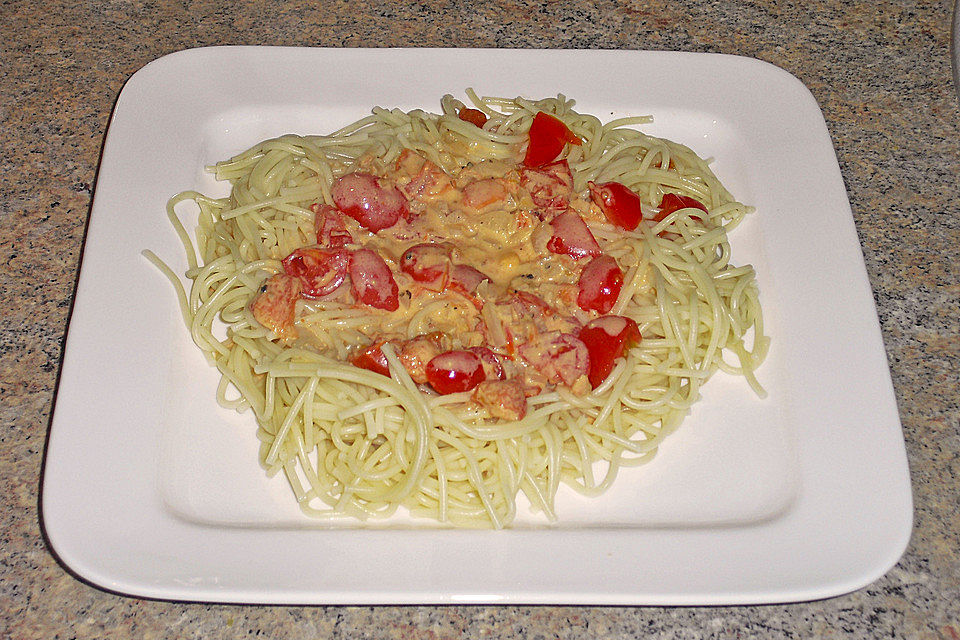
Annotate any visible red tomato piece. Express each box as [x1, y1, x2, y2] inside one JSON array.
[[458, 107, 488, 128], [469, 346, 506, 380], [331, 172, 408, 232], [311, 203, 353, 247], [655, 193, 708, 222], [447, 264, 490, 295], [577, 255, 624, 314], [587, 181, 643, 231], [281, 247, 349, 298], [511, 290, 553, 314], [546, 209, 601, 259], [578, 316, 641, 388], [520, 160, 574, 218], [523, 112, 582, 168], [399, 243, 452, 291], [348, 249, 400, 311], [425, 350, 485, 394], [351, 341, 391, 377]]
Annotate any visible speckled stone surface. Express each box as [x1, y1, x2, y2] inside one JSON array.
[[1, 0, 958, 637]]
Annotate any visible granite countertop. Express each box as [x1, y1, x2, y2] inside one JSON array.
[[2, 0, 958, 637]]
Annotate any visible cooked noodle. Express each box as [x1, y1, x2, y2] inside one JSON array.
[[144, 92, 768, 528]]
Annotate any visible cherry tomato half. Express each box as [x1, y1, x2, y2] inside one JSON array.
[[577, 255, 624, 314], [425, 350, 485, 394], [399, 243, 452, 291], [349, 248, 400, 311], [546, 209, 601, 259], [331, 172, 408, 232]]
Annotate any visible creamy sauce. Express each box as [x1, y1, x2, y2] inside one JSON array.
[[290, 150, 608, 399]]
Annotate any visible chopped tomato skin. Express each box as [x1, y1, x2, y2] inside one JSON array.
[[512, 291, 553, 314], [469, 346, 506, 380], [394, 150, 455, 203], [547, 210, 601, 259], [655, 193, 707, 222], [425, 350, 485, 394], [399, 243, 452, 291], [352, 341, 391, 377], [458, 107, 488, 128], [398, 244, 488, 298], [348, 249, 400, 311], [311, 203, 353, 247], [523, 112, 582, 168], [331, 172, 408, 232], [578, 316, 641, 388], [521, 160, 574, 217], [447, 264, 489, 296], [517, 332, 590, 389], [588, 181, 643, 231], [577, 255, 624, 314], [281, 247, 349, 298]]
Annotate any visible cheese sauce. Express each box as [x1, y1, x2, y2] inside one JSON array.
[[286, 149, 607, 405]]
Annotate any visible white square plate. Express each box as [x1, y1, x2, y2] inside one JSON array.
[[42, 47, 912, 605]]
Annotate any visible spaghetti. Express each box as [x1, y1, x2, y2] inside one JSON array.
[[145, 92, 768, 528]]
